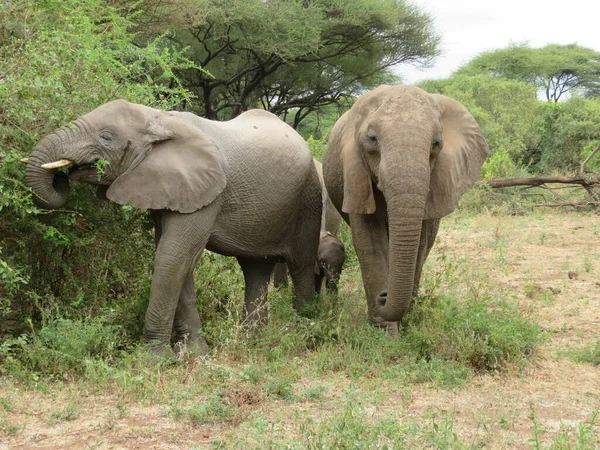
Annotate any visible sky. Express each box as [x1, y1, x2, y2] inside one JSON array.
[[399, 0, 600, 84]]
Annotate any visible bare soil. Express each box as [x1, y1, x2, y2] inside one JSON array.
[[1, 211, 599, 449]]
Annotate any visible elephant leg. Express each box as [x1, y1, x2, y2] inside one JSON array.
[[348, 204, 398, 335], [172, 270, 209, 356], [145, 205, 218, 351], [238, 257, 276, 328], [412, 218, 441, 298], [272, 262, 289, 288], [288, 174, 322, 311]]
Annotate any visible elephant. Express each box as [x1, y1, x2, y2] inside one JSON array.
[[322, 85, 488, 334], [24, 99, 322, 354], [315, 231, 345, 293], [272, 160, 345, 293]]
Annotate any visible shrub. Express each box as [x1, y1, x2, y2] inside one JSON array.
[[0, 0, 197, 330]]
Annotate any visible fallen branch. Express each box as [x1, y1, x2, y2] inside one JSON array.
[[532, 201, 600, 208], [483, 176, 600, 189]]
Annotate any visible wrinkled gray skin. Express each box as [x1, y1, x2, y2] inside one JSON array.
[[25, 100, 322, 354], [323, 85, 488, 334], [273, 160, 345, 293]]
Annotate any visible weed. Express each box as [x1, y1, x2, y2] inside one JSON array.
[[171, 394, 232, 426], [49, 400, 80, 423], [0, 397, 14, 412], [569, 340, 600, 366], [0, 418, 24, 435]]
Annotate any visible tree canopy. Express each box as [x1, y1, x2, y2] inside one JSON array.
[[135, 0, 440, 125], [456, 43, 600, 102]]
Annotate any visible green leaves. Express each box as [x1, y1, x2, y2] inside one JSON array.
[[456, 43, 600, 102]]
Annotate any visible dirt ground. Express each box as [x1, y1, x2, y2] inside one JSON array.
[[1, 210, 599, 449]]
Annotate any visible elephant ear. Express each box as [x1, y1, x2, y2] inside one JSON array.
[[332, 114, 376, 215], [425, 94, 488, 219], [106, 113, 226, 213]]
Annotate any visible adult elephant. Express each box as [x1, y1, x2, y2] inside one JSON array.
[[25, 100, 322, 354], [272, 159, 345, 293], [322, 85, 488, 334]]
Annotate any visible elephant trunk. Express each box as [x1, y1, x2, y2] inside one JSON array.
[[25, 127, 75, 209], [375, 135, 429, 323]]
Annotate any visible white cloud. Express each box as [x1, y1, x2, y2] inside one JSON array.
[[398, 0, 600, 83]]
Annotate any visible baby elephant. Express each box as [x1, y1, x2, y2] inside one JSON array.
[[315, 231, 345, 293]]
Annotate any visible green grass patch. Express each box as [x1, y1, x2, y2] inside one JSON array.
[[400, 295, 542, 372], [564, 340, 600, 366]]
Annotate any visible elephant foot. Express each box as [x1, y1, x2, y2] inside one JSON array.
[[173, 334, 210, 360], [370, 319, 399, 337], [143, 340, 179, 365]]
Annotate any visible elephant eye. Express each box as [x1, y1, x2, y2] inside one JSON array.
[[365, 131, 378, 148], [99, 132, 113, 143]]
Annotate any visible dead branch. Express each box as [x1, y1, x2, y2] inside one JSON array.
[[532, 201, 600, 208], [483, 176, 600, 189], [579, 142, 600, 177]]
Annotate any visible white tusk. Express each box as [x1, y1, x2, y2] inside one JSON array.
[[41, 159, 73, 169], [21, 157, 29, 163]]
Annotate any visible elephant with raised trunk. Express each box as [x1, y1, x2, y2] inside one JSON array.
[[323, 85, 488, 334], [25, 100, 322, 354]]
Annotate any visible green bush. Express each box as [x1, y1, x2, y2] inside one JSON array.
[[1, 317, 125, 379], [0, 0, 197, 331], [401, 295, 542, 371]]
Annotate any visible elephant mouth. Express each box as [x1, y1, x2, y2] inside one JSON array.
[[68, 161, 102, 182]]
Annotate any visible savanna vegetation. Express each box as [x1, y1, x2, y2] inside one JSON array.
[[1, 0, 599, 448]]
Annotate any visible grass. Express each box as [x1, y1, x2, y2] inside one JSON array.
[[3, 207, 599, 448]]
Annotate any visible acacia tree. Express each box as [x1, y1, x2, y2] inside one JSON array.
[[456, 43, 600, 102], [135, 0, 440, 123]]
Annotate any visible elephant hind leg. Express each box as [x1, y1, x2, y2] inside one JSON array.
[[172, 270, 209, 356], [238, 257, 277, 328], [288, 175, 322, 311]]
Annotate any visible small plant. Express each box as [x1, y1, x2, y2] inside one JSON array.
[[93, 159, 110, 181], [49, 401, 80, 423], [571, 340, 600, 366], [171, 394, 232, 426], [583, 257, 593, 273], [0, 418, 24, 436]]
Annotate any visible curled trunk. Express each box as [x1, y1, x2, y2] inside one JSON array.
[[25, 130, 72, 209]]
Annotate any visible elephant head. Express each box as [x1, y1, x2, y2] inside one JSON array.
[[328, 85, 487, 323], [25, 100, 226, 213]]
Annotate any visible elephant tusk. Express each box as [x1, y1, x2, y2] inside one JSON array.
[[21, 157, 29, 163], [41, 159, 73, 169]]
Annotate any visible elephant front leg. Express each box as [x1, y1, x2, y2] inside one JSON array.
[[238, 257, 276, 329], [145, 207, 217, 353], [172, 270, 209, 357]]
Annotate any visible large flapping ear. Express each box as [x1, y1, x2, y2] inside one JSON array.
[[106, 112, 226, 213], [425, 94, 488, 219], [330, 113, 376, 215]]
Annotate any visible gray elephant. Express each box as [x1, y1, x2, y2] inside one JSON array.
[[322, 85, 488, 334], [24, 100, 322, 354], [273, 160, 345, 293]]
